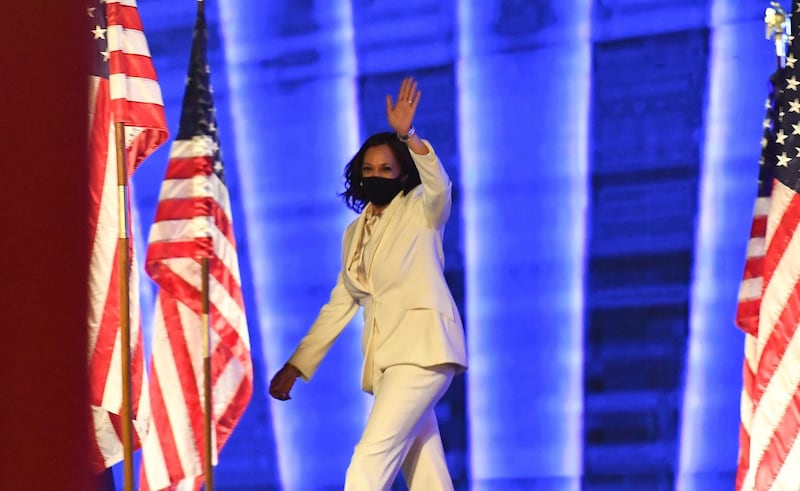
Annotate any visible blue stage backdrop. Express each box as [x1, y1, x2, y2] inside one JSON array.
[[121, 0, 775, 489]]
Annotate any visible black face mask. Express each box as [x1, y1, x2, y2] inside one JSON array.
[[361, 177, 403, 206]]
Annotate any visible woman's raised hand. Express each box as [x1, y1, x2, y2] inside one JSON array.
[[385, 76, 420, 136]]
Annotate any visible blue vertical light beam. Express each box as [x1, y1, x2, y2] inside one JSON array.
[[680, 4, 773, 489], [216, 2, 365, 489], [457, 1, 590, 488]]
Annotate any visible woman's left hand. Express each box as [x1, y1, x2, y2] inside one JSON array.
[[385, 76, 420, 136]]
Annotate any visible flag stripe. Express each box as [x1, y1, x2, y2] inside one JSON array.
[[147, 234, 242, 287], [89, 246, 122, 405], [108, 0, 143, 8], [147, 263, 247, 345], [755, 365, 800, 489], [751, 215, 768, 241], [157, 174, 231, 203], [771, 420, 800, 489], [739, 276, 763, 301], [109, 52, 158, 80], [109, 74, 163, 105], [159, 296, 206, 477], [103, 0, 149, 33], [151, 198, 235, 243], [164, 156, 215, 179], [761, 186, 800, 313], [106, 23, 147, 50], [116, 103, 169, 142], [737, 338, 756, 488], [149, 378, 178, 479], [215, 374, 251, 443]]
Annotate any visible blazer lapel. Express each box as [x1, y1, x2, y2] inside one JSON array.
[[343, 211, 369, 291], [365, 193, 404, 279]]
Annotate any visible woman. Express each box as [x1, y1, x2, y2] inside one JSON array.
[[269, 77, 467, 490]]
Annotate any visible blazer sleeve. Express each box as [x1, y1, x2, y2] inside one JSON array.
[[286, 271, 359, 381], [409, 139, 452, 229]]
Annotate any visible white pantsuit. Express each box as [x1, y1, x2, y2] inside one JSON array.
[[287, 140, 467, 489], [345, 364, 455, 490]]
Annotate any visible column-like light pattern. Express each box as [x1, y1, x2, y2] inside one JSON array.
[[217, 2, 365, 489], [679, 6, 771, 488], [458, 1, 589, 488]]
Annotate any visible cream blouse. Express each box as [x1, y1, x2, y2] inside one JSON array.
[[348, 205, 382, 285]]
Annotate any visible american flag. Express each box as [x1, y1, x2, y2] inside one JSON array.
[[736, 3, 800, 489], [87, 0, 167, 472], [139, 3, 253, 489]]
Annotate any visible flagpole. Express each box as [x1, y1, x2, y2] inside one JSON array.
[[194, 4, 215, 487], [114, 120, 135, 491], [201, 256, 214, 490]]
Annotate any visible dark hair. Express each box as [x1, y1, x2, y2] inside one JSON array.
[[340, 132, 422, 213]]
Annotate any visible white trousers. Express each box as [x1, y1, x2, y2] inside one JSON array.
[[344, 364, 455, 491]]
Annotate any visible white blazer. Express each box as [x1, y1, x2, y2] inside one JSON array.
[[287, 140, 467, 393]]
